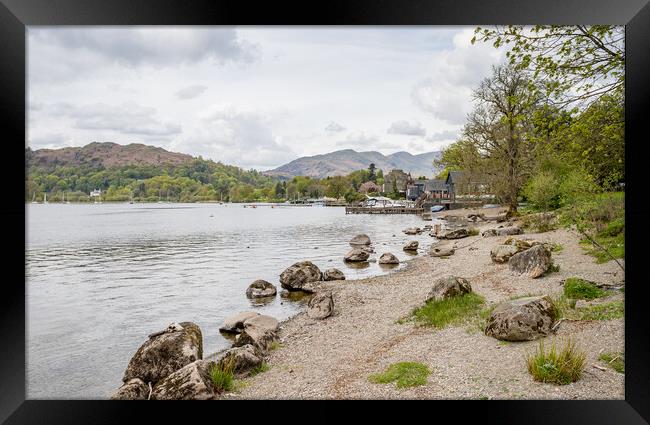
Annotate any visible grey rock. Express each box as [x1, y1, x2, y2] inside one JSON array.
[[217, 344, 263, 376], [245, 280, 277, 298], [403, 241, 419, 251], [378, 252, 399, 264], [122, 322, 203, 385], [429, 247, 455, 257], [349, 234, 371, 245], [484, 296, 557, 341], [307, 291, 334, 319], [490, 245, 520, 264], [403, 227, 421, 235], [279, 261, 323, 290], [426, 276, 472, 302], [219, 312, 259, 334], [344, 248, 370, 262], [436, 228, 469, 239], [508, 244, 552, 278], [497, 227, 523, 236], [323, 268, 345, 281], [233, 314, 279, 352], [150, 360, 218, 400], [482, 229, 498, 237], [110, 378, 149, 400]]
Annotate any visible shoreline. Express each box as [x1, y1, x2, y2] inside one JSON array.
[[223, 209, 624, 399]]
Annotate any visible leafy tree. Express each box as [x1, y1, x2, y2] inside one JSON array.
[[368, 163, 377, 181]]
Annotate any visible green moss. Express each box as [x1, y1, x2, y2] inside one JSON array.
[[598, 352, 625, 373], [563, 277, 607, 300], [526, 339, 586, 385], [369, 362, 431, 388], [411, 293, 486, 329]]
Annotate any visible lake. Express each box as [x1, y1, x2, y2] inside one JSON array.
[[26, 202, 439, 398]]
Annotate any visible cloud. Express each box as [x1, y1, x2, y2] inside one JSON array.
[[30, 27, 258, 68], [324, 121, 346, 133], [387, 120, 426, 137], [44, 101, 182, 136], [411, 28, 505, 125], [180, 105, 296, 169], [175, 85, 208, 100], [28, 133, 69, 149], [335, 131, 378, 147], [426, 129, 459, 142]]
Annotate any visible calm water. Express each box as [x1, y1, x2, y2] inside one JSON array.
[[26, 203, 440, 398]]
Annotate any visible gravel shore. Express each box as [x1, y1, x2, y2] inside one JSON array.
[[224, 209, 624, 399]]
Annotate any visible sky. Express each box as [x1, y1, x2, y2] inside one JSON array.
[[27, 26, 505, 170]]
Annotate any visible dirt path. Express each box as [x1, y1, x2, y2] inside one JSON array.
[[224, 213, 624, 399]]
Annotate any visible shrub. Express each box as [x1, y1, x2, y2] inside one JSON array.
[[563, 278, 606, 300], [411, 292, 485, 328], [526, 339, 586, 385], [524, 171, 561, 211], [369, 362, 431, 388], [598, 352, 625, 373], [210, 358, 235, 392]]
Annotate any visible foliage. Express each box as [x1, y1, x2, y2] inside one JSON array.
[[598, 352, 625, 373], [210, 359, 235, 393], [554, 295, 624, 321], [526, 338, 586, 385], [249, 362, 270, 376], [563, 277, 606, 300], [411, 292, 486, 328], [369, 362, 431, 388], [520, 212, 558, 233], [472, 25, 624, 106]]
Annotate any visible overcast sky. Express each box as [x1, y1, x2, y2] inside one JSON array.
[[27, 26, 505, 170]]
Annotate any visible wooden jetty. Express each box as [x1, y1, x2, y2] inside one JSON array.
[[345, 206, 424, 215]]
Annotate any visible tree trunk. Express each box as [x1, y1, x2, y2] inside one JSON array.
[[506, 119, 518, 218]]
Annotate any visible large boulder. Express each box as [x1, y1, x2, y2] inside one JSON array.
[[323, 268, 345, 281], [279, 261, 323, 290], [426, 276, 472, 302], [508, 244, 552, 278], [233, 314, 279, 352], [429, 247, 455, 257], [150, 360, 219, 400], [307, 291, 334, 320], [349, 234, 371, 245], [403, 241, 419, 251], [378, 252, 399, 264], [344, 248, 370, 262], [219, 312, 259, 334], [122, 322, 203, 385], [436, 228, 469, 239], [403, 227, 421, 235], [110, 378, 149, 400], [484, 296, 557, 341], [490, 245, 520, 264], [217, 344, 263, 376], [245, 280, 277, 298]]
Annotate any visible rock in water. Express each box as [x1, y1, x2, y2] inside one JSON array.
[[150, 360, 219, 400], [429, 247, 455, 257], [508, 245, 552, 278], [349, 234, 371, 245], [426, 276, 472, 302], [490, 245, 520, 264], [279, 261, 323, 290], [436, 228, 469, 239], [217, 344, 263, 376], [403, 227, 421, 235], [110, 378, 149, 400], [323, 268, 345, 281], [219, 312, 259, 334], [233, 314, 279, 352], [245, 280, 277, 298], [307, 291, 334, 319], [122, 322, 203, 385], [344, 248, 370, 262], [378, 252, 399, 264], [484, 296, 557, 341], [403, 241, 419, 251]]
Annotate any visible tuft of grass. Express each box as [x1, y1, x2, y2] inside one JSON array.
[[210, 358, 235, 392], [468, 228, 479, 236], [526, 338, 586, 385], [369, 362, 431, 388], [563, 277, 607, 300], [551, 243, 564, 252], [598, 352, 625, 373], [249, 361, 270, 376], [411, 292, 486, 329], [269, 341, 282, 351], [554, 295, 624, 321]]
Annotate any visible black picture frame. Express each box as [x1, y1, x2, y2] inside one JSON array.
[[2, 0, 649, 423]]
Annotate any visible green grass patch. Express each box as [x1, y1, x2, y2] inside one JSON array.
[[249, 362, 270, 376], [269, 341, 282, 351], [468, 228, 479, 236], [554, 295, 624, 321], [563, 277, 606, 300], [580, 233, 624, 263], [411, 292, 486, 329], [210, 359, 235, 392], [369, 362, 431, 388], [551, 243, 564, 252], [526, 339, 586, 385], [598, 352, 625, 373]]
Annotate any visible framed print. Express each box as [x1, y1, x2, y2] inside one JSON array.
[[2, 0, 649, 423]]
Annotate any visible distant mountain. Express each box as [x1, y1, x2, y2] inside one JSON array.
[[27, 142, 193, 169], [264, 149, 442, 179]]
